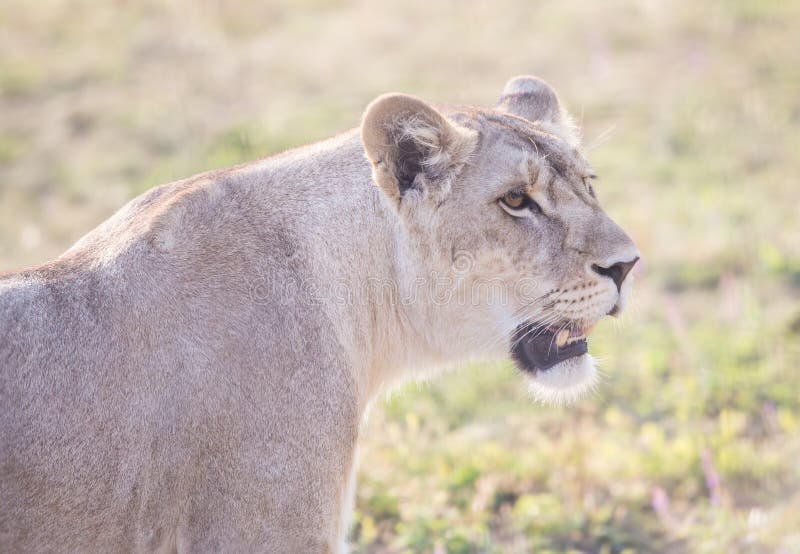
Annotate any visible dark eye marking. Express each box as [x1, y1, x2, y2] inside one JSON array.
[[582, 173, 597, 198]]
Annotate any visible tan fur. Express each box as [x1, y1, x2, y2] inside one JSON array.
[[0, 76, 637, 552]]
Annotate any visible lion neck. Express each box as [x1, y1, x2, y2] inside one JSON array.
[[348, 199, 503, 403]]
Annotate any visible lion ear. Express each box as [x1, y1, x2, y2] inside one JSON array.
[[497, 75, 565, 124], [361, 93, 476, 204]]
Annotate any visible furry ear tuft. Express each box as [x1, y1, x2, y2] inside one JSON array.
[[361, 94, 475, 203], [497, 75, 579, 146]]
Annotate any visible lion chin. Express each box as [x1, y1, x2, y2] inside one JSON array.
[[525, 354, 599, 406]]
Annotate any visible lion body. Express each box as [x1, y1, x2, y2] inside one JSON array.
[[0, 78, 637, 552], [0, 132, 387, 552]]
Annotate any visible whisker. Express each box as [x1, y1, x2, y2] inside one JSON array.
[[585, 123, 617, 152]]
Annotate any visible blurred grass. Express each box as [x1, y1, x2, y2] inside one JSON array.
[[1, 0, 799, 552]]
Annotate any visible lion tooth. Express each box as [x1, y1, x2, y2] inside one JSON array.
[[556, 329, 569, 347]]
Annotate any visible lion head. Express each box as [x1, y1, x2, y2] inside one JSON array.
[[361, 76, 639, 402]]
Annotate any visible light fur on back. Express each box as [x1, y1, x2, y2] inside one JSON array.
[[0, 76, 637, 552]]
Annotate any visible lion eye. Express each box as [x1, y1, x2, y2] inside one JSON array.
[[499, 190, 541, 218], [583, 174, 597, 198], [503, 191, 526, 209]]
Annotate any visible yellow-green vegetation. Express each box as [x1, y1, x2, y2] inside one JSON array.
[[2, 0, 798, 552]]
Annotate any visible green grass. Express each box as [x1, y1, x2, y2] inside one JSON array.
[[1, 0, 799, 551]]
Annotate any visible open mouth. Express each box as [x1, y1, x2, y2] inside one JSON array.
[[511, 321, 592, 373]]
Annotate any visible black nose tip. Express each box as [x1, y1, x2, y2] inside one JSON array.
[[592, 257, 639, 291]]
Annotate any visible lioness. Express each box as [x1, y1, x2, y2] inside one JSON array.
[[0, 76, 638, 552]]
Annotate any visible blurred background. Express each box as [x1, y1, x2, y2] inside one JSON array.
[[2, 0, 799, 551]]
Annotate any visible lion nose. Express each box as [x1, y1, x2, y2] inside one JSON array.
[[591, 257, 639, 291]]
